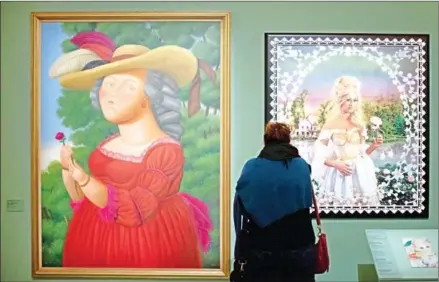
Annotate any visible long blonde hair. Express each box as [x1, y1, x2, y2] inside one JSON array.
[[323, 75, 365, 128]]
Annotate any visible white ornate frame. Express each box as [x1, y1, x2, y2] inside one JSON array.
[[264, 33, 430, 218]]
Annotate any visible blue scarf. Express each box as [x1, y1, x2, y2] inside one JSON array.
[[233, 143, 313, 234]]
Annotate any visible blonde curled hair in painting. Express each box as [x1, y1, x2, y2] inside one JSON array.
[[324, 75, 365, 128]]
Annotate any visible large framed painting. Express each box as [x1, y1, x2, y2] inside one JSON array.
[[31, 12, 231, 278], [264, 33, 429, 218]]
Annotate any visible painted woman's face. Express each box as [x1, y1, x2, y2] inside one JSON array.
[[99, 74, 145, 124], [340, 91, 359, 114]]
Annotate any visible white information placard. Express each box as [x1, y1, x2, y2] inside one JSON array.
[[365, 229, 438, 281]]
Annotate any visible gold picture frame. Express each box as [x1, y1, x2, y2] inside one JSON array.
[[31, 11, 231, 279]]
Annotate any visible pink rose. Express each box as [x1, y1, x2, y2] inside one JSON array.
[[55, 132, 66, 145], [408, 175, 415, 183], [55, 132, 65, 141]]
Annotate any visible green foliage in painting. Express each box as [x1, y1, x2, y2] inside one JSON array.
[[393, 115, 405, 136], [362, 100, 405, 141], [41, 21, 222, 268], [41, 163, 71, 266], [61, 39, 77, 53], [62, 22, 97, 36]]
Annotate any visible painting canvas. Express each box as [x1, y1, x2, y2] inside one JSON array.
[[265, 33, 429, 218], [402, 238, 438, 268], [31, 12, 231, 278]]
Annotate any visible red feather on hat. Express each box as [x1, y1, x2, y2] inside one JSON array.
[[79, 43, 114, 62], [71, 31, 116, 62]]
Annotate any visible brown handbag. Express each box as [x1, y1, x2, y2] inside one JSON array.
[[312, 189, 330, 274]]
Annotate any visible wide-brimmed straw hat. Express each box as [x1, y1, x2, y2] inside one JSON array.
[[58, 44, 198, 90]]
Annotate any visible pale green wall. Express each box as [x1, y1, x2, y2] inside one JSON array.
[[1, 2, 437, 282]]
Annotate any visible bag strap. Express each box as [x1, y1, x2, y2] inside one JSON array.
[[235, 196, 251, 263], [237, 197, 250, 231], [312, 188, 322, 235]]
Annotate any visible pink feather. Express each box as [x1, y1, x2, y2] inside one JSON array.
[[180, 192, 214, 253], [71, 31, 116, 51]]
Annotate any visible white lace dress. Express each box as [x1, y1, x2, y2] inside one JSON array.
[[311, 128, 379, 205]]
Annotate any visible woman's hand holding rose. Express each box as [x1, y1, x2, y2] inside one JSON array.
[[372, 134, 384, 148], [60, 145, 73, 170], [68, 158, 89, 186]]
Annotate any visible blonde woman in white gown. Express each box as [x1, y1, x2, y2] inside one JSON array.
[[311, 76, 383, 206]]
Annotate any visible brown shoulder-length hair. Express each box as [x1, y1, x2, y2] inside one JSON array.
[[264, 122, 291, 144]]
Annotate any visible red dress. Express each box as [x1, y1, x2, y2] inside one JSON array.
[[62, 136, 213, 268]]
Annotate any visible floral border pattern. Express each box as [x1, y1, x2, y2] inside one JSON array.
[[264, 33, 429, 218]]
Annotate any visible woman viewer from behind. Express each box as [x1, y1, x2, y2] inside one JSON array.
[[231, 122, 316, 282]]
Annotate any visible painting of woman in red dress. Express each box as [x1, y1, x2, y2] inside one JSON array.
[[48, 31, 214, 268]]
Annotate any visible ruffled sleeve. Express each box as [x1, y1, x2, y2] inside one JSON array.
[[117, 141, 184, 227], [311, 130, 335, 181]]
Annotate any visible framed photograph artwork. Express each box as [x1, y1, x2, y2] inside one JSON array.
[[31, 12, 231, 279], [264, 33, 429, 218]]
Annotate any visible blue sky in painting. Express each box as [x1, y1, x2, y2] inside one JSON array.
[[274, 44, 419, 108], [40, 22, 70, 147]]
